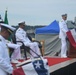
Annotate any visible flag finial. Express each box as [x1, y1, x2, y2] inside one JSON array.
[[4, 9, 9, 24]]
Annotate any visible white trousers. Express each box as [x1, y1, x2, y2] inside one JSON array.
[[24, 42, 41, 58], [61, 39, 67, 57], [7, 43, 22, 60]]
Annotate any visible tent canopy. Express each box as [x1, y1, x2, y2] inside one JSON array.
[[35, 20, 60, 34]]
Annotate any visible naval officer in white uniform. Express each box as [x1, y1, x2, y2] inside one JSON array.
[[15, 21, 41, 58], [0, 20, 22, 61], [0, 23, 16, 75], [59, 14, 69, 58]]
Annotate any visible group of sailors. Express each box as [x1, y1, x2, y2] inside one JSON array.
[[0, 18, 41, 75]]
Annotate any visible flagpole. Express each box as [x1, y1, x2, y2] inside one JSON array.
[[4, 9, 12, 41], [4, 8, 9, 24]]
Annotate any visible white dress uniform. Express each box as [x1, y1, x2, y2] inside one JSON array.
[[0, 24, 21, 60], [59, 19, 69, 57], [6, 40, 22, 60], [15, 28, 41, 58], [0, 35, 13, 75]]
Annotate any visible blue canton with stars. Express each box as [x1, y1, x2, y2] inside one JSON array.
[[32, 59, 48, 75]]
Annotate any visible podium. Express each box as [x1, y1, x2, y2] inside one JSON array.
[[66, 29, 76, 58]]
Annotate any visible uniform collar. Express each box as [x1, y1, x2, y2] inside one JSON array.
[[62, 19, 67, 23], [19, 27, 24, 31]]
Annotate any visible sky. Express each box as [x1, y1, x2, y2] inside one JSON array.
[[0, 0, 76, 26]]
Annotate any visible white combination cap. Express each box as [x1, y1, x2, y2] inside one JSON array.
[[18, 21, 25, 25], [62, 14, 67, 17], [0, 23, 16, 34]]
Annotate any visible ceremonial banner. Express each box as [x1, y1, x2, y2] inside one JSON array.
[[13, 58, 50, 75], [66, 29, 76, 57], [66, 29, 76, 46], [70, 29, 76, 42]]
